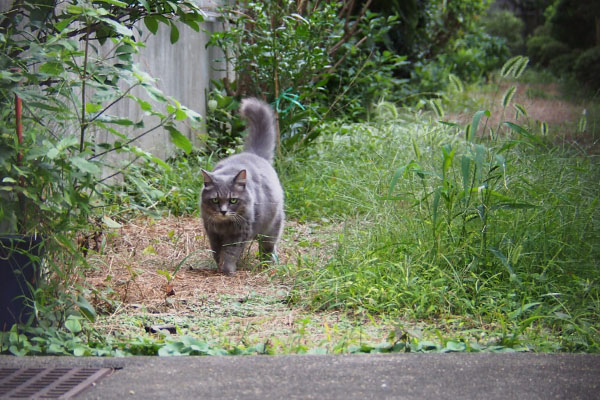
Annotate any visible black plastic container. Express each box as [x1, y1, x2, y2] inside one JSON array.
[[0, 235, 43, 331]]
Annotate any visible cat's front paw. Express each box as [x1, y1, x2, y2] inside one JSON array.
[[219, 263, 236, 276]]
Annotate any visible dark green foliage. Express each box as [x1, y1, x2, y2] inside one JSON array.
[[549, 0, 599, 49], [206, 1, 405, 150], [526, 35, 570, 67], [410, 28, 509, 94], [574, 47, 600, 91], [524, 0, 599, 86], [548, 50, 582, 76], [481, 9, 525, 54], [368, 0, 493, 59]]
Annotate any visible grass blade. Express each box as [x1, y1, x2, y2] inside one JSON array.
[[489, 247, 522, 286]]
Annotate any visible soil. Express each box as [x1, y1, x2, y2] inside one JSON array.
[[86, 216, 390, 350]]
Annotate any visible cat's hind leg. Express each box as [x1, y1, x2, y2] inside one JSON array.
[[258, 216, 284, 262]]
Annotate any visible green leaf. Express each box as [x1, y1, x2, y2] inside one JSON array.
[[180, 106, 202, 122], [85, 103, 103, 113], [149, 155, 171, 171], [386, 161, 421, 199], [71, 157, 101, 175], [55, 16, 77, 32], [489, 247, 522, 286], [39, 61, 65, 76], [144, 15, 159, 34], [102, 215, 122, 229], [175, 108, 187, 121], [143, 244, 157, 255], [100, 16, 133, 36], [46, 147, 59, 159], [509, 302, 541, 320], [66, 5, 85, 14], [65, 317, 82, 334], [76, 295, 97, 322], [73, 346, 89, 357], [444, 341, 466, 352], [158, 342, 184, 356], [143, 84, 168, 103], [504, 121, 541, 144], [166, 126, 192, 154], [169, 21, 180, 44], [95, 0, 128, 7], [491, 202, 537, 210], [441, 144, 455, 177], [182, 19, 200, 32], [138, 0, 150, 11]]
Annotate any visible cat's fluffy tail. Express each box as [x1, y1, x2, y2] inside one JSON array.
[[240, 98, 276, 163]]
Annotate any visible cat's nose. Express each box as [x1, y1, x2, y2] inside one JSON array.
[[220, 210, 227, 216]]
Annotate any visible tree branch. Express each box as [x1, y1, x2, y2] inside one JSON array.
[[328, 0, 373, 57]]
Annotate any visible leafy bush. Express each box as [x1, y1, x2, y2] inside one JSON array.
[[526, 35, 570, 67], [481, 9, 525, 54], [0, 0, 202, 330], [206, 0, 405, 150], [574, 47, 600, 91], [410, 29, 509, 95], [547, 49, 582, 76]]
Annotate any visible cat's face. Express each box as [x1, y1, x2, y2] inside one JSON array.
[[201, 169, 248, 222]]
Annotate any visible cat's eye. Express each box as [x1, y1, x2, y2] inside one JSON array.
[[229, 198, 238, 204], [211, 198, 219, 204]]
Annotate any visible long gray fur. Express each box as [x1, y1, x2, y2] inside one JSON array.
[[200, 98, 284, 275], [240, 98, 276, 163]]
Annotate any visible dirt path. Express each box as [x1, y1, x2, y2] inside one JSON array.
[[86, 216, 390, 351]]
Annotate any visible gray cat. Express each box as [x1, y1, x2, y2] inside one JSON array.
[[201, 98, 284, 275]]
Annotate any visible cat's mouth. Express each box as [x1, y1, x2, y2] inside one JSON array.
[[215, 212, 235, 221]]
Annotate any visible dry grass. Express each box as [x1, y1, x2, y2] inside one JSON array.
[[85, 216, 392, 350]]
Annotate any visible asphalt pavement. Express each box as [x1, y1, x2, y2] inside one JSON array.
[[1, 353, 599, 399]]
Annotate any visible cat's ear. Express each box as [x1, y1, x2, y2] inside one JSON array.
[[233, 169, 247, 187], [201, 170, 214, 186]]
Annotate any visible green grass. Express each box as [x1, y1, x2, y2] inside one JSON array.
[[278, 111, 600, 352]]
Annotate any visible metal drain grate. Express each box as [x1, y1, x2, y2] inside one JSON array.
[[0, 367, 112, 399]]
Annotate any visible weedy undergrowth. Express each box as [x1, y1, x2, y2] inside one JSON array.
[[280, 56, 600, 352]]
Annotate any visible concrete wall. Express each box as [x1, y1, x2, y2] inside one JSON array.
[[98, 7, 229, 162]]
